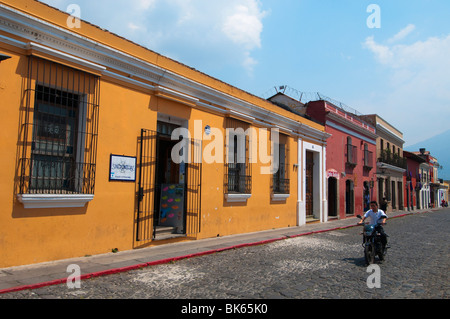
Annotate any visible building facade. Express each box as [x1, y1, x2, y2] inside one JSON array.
[[359, 114, 406, 213], [268, 93, 332, 223], [305, 100, 378, 219], [0, 0, 330, 267], [413, 149, 447, 208], [403, 150, 426, 210], [442, 181, 450, 206], [418, 157, 432, 209]]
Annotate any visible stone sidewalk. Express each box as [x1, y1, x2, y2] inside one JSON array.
[[0, 209, 434, 294]]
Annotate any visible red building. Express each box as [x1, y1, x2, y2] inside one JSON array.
[[306, 100, 378, 218]]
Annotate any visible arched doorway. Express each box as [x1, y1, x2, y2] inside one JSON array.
[[305, 151, 314, 219]]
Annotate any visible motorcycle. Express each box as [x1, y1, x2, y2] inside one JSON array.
[[356, 215, 387, 265]]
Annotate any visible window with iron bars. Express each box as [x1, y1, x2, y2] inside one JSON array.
[[272, 133, 290, 194], [18, 57, 100, 195], [224, 117, 252, 194]]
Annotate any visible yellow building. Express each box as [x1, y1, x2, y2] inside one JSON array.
[[0, 0, 330, 267], [360, 114, 406, 212]]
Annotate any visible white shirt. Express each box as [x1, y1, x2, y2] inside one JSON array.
[[363, 209, 387, 226]]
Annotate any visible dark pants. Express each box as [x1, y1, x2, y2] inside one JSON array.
[[375, 225, 388, 248]]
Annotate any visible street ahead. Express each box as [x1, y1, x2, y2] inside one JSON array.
[[2, 209, 449, 299]]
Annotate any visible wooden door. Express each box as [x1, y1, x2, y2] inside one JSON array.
[[305, 152, 314, 217]]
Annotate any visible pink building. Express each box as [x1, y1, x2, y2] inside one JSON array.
[[306, 100, 378, 218]]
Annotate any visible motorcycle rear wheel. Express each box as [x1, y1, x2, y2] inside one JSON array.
[[378, 244, 386, 261]]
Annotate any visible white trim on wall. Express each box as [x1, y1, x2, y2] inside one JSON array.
[[17, 194, 94, 209], [298, 141, 326, 225]]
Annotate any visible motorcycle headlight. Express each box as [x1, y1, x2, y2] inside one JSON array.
[[364, 225, 374, 235]]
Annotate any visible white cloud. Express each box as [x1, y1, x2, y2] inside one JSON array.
[[129, 0, 267, 74], [363, 28, 450, 145], [364, 36, 393, 64], [387, 24, 415, 44], [364, 32, 450, 86], [39, 0, 267, 76], [221, 1, 267, 74], [128, 22, 143, 32], [149, 0, 268, 75], [242, 51, 258, 74], [136, 0, 156, 10], [222, 3, 265, 50]]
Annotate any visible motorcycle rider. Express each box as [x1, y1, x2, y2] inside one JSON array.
[[358, 201, 388, 253]]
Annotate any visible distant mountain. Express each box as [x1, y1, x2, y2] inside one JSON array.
[[405, 129, 450, 180]]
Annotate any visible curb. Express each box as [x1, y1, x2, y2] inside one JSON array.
[[0, 209, 433, 295]]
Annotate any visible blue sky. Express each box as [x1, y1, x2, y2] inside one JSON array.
[[41, 0, 450, 147]]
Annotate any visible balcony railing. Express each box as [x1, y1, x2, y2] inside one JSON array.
[[378, 149, 407, 169]]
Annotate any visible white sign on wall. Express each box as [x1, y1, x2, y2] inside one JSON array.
[[109, 155, 137, 182]]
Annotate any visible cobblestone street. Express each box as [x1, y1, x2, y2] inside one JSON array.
[[2, 209, 449, 300]]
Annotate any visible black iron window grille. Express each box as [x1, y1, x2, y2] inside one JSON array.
[[272, 134, 290, 194], [224, 117, 252, 194], [18, 56, 100, 195]]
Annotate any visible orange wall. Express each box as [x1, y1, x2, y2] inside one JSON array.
[[0, 51, 300, 267], [0, 0, 323, 267]]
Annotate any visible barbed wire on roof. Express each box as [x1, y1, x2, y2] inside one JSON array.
[[261, 85, 365, 117]]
